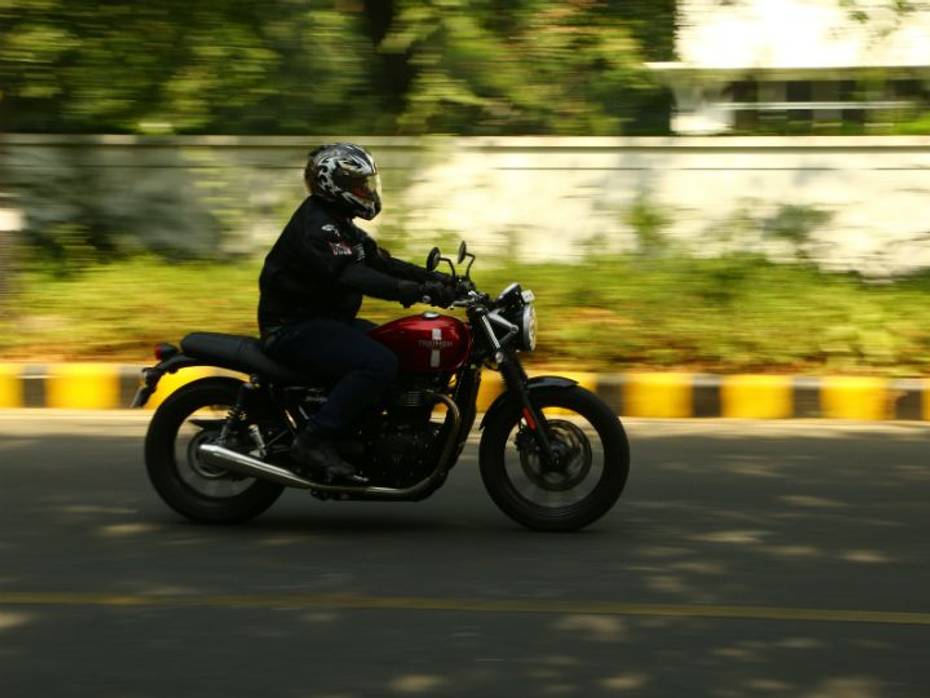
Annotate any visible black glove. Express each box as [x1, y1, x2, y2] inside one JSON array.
[[429, 270, 454, 284], [420, 280, 456, 308], [397, 280, 422, 308], [397, 280, 456, 308]]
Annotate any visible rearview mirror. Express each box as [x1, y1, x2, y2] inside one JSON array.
[[457, 241, 468, 264], [426, 247, 442, 272]]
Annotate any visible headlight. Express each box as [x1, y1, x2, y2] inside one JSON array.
[[521, 302, 537, 351]]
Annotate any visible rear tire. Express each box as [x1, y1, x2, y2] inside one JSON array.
[[479, 385, 630, 532], [145, 377, 284, 524]]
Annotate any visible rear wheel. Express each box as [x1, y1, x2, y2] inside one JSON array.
[[145, 377, 284, 523], [479, 386, 630, 531]]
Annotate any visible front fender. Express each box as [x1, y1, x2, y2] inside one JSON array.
[[479, 375, 577, 429]]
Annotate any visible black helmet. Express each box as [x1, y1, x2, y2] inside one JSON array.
[[305, 143, 382, 220]]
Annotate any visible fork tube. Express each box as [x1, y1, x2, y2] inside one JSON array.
[[498, 354, 556, 463], [473, 305, 556, 464]]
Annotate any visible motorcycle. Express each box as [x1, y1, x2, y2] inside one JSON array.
[[134, 242, 630, 531]]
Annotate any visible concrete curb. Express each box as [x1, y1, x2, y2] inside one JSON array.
[[0, 364, 927, 420]]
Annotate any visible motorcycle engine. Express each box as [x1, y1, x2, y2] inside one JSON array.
[[359, 387, 446, 487], [363, 419, 442, 487]]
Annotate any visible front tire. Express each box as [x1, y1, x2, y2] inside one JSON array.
[[145, 377, 284, 524], [479, 385, 630, 531]]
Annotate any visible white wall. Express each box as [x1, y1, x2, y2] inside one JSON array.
[[4, 134, 930, 275], [400, 136, 930, 275], [679, 0, 930, 69]]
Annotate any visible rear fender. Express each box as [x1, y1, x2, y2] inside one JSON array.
[[130, 353, 205, 408], [479, 375, 577, 430]]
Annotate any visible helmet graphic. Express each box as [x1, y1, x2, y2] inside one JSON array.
[[305, 143, 382, 220]]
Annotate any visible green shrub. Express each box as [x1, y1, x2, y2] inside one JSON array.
[[5, 251, 930, 376]]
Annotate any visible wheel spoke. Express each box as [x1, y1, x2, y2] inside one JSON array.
[[174, 409, 256, 499], [504, 413, 604, 510]]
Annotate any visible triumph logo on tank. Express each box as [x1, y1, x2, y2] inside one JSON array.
[[419, 328, 452, 368], [417, 339, 454, 349]]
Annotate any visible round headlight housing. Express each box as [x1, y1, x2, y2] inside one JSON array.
[[521, 302, 537, 351]]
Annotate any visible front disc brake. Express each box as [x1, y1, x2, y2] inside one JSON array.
[[516, 419, 593, 492]]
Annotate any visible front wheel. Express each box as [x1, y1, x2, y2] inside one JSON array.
[[479, 385, 630, 531]]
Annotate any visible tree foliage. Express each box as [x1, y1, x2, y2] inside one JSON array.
[[384, 0, 661, 134], [0, 0, 675, 135], [0, 1, 376, 134]]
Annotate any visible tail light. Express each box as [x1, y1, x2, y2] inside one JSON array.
[[154, 343, 179, 361]]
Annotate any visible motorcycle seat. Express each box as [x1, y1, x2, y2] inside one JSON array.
[[180, 332, 318, 385]]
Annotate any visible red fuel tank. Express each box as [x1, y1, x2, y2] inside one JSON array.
[[369, 313, 471, 374]]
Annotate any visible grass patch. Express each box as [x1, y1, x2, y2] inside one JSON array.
[[4, 254, 930, 375]]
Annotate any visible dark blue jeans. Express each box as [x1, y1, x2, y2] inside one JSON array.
[[263, 318, 398, 435]]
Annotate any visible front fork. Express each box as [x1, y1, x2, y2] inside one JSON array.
[[497, 354, 558, 467]]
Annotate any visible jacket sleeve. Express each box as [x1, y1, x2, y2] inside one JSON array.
[[337, 261, 408, 302], [371, 244, 450, 283], [345, 224, 446, 292], [378, 248, 431, 282]]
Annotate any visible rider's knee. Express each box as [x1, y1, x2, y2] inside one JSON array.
[[366, 346, 398, 385]]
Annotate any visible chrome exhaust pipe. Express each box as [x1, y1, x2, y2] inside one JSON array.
[[198, 443, 315, 489]]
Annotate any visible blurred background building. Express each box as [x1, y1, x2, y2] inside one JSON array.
[[656, 0, 930, 134]]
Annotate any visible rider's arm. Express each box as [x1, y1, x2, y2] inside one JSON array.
[[337, 261, 415, 303], [374, 246, 449, 283], [350, 224, 450, 284]]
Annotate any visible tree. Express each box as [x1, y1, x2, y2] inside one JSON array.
[[381, 0, 664, 135], [0, 0, 675, 136], [0, 1, 375, 134]]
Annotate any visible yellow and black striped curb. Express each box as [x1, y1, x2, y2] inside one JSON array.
[[0, 364, 928, 420]]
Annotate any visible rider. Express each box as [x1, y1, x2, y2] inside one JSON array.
[[258, 143, 455, 483]]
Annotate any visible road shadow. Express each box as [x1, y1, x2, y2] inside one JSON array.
[[1, 427, 928, 614]]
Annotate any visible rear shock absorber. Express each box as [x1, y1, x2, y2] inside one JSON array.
[[219, 382, 255, 444]]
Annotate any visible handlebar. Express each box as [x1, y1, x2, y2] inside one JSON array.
[[422, 285, 486, 310], [421, 243, 493, 310], [451, 289, 491, 309]]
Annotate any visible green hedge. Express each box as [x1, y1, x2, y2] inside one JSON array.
[[5, 253, 930, 376]]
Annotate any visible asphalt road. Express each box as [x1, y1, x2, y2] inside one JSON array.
[[1, 412, 929, 697]]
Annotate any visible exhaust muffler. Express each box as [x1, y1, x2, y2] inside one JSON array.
[[198, 443, 314, 489]]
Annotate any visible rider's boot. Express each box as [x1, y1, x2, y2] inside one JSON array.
[[291, 425, 368, 485]]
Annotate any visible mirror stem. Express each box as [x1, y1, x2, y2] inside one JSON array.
[[441, 257, 457, 281]]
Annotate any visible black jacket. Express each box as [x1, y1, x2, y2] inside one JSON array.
[[258, 196, 435, 334]]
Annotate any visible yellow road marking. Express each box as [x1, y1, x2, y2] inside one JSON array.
[[820, 376, 889, 420], [0, 364, 22, 408], [46, 363, 121, 410], [624, 373, 693, 418], [1, 592, 928, 626], [721, 375, 792, 419]]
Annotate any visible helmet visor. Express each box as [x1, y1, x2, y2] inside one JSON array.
[[349, 172, 381, 204]]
